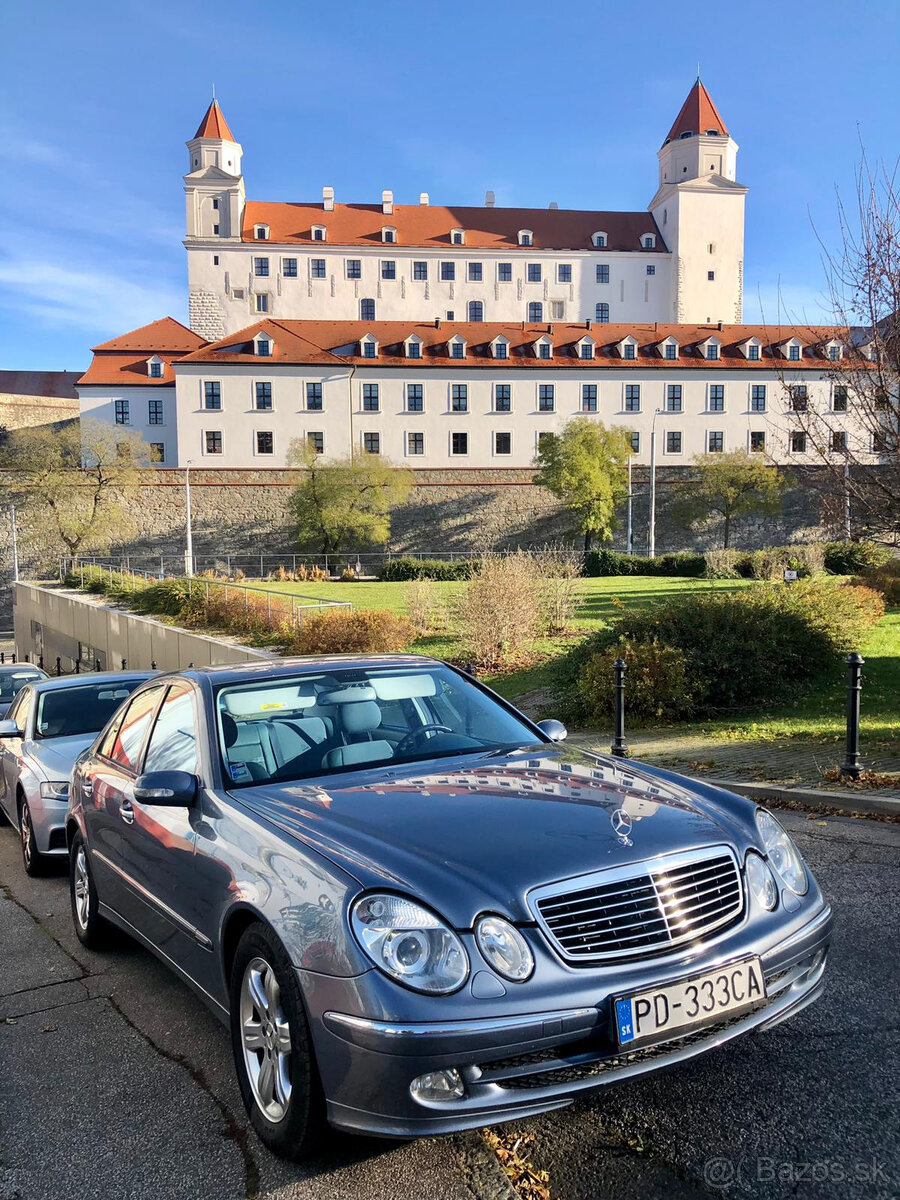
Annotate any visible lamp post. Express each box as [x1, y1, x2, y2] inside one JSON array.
[[9, 506, 19, 583], [626, 455, 634, 554], [648, 409, 664, 559], [184, 460, 194, 577]]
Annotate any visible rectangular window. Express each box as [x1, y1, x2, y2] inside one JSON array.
[[346, 259, 362, 279], [791, 431, 807, 453], [213, 255, 219, 265], [708, 384, 725, 412], [527, 263, 541, 283], [362, 383, 379, 412], [664, 343, 677, 360], [213, 224, 219, 235], [630, 431, 640, 453], [494, 341, 508, 359], [407, 341, 421, 358], [646, 265, 656, 276], [498, 262, 512, 282], [451, 384, 468, 412], [205, 430, 223, 455], [707, 431, 724, 453], [788, 344, 801, 361], [750, 431, 766, 453], [748, 343, 760, 360], [832, 431, 847, 453], [623, 343, 636, 360], [579, 341, 593, 359], [149, 360, 163, 378], [468, 262, 483, 282], [310, 258, 326, 279], [557, 263, 572, 283], [582, 384, 598, 412], [538, 384, 555, 412], [307, 432, 324, 454], [360, 298, 375, 320], [451, 432, 468, 456], [538, 342, 551, 359], [148, 399, 163, 425], [494, 384, 511, 412], [256, 431, 274, 455], [666, 384, 683, 412], [596, 303, 609, 323], [451, 341, 465, 359], [150, 443, 165, 463], [255, 382, 272, 410], [306, 382, 323, 411], [624, 384, 641, 412], [255, 293, 268, 313], [406, 384, 423, 412], [363, 432, 381, 454], [596, 264, 609, 284], [707, 343, 719, 360], [494, 431, 512, 455], [381, 260, 396, 280], [203, 381, 221, 410], [362, 340, 376, 358], [254, 257, 269, 276], [833, 386, 848, 412], [413, 261, 428, 280], [407, 432, 425, 456], [114, 399, 129, 425], [751, 384, 767, 412], [383, 228, 396, 243], [790, 386, 808, 412], [283, 258, 298, 277], [551, 300, 565, 320], [440, 261, 455, 281], [666, 431, 682, 454], [873, 433, 887, 454], [212, 198, 219, 210]]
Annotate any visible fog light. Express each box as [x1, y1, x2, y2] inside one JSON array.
[[410, 1068, 465, 1103]]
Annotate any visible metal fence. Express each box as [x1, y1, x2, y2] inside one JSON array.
[[60, 550, 477, 581]]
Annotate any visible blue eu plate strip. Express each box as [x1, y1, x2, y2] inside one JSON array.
[[616, 997, 635, 1043]]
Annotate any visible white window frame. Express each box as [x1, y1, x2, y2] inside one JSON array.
[[202, 429, 224, 456], [253, 224, 270, 240], [534, 335, 553, 360], [405, 430, 425, 457], [591, 231, 608, 248], [450, 228, 466, 245], [310, 224, 327, 242], [577, 337, 595, 360], [448, 335, 467, 359], [253, 332, 273, 356], [449, 430, 469, 456], [147, 355, 164, 378], [706, 382, 726, 413], [254, 429, 275, 457], [641, 233, 656, 249], [663, 429, 684, 456], [517, 229, 533, 246], [492, 336, 510, 360], [493, 430, 513, 457], [706, 430, 725, 453], [359, 333, 379, 358], [404, 335, 423, 359], [381, 225, 397, 243], [660, 337, 679, 360]]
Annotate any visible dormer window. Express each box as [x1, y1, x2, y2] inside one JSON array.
[[382, 226, 397, 243], [740, 337, 762, 361], [781, 338, 803, 361], [700, 338, 721, 361], [592, 232, 607, 248], [679, 130, 693, 139], [641, 233, 656, 249], [518, 229, 533, 246], [492, 336, 510, 360], [451, 228, 465, 245], [360, 334, 378, 359], [659, 338, 679, 360], [254, 224, 269, 240], [578, 338, 595, 360], [619, 336, 638, 361], [147, 356, 164, 378], [447, 335, 466, 360], [311, 224, 327, 242], [535, 336, 553, 360], [405, 335, 423, 359], [253, 333, 272, 357], [824, 339, 843, 361]]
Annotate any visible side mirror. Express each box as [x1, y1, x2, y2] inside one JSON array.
[[133, 770, 197, 806], [0, 719, 23, 738], [537, 719, 567, 743]]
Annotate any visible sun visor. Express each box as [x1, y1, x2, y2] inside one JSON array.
[[369, 674, 438, 700]]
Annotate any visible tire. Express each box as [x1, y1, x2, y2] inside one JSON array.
[[229, 922, 327, 1160], [69, 832, 115, 949], [19, 796, 49, 877]]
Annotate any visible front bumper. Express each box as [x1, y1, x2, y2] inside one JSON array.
[[309, 903, 833, 1138], [26, 790, 69, 855]]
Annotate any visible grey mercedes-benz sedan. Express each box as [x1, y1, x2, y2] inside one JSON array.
[[66, 656, 832, 1160]]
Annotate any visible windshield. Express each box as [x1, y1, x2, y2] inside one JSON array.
[[35, 681, 145, 740], [217, 665, 541, 786], [0, 670, 43, 702]]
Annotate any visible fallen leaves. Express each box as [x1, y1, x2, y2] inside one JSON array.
[[482, 1129, 551, 1200]]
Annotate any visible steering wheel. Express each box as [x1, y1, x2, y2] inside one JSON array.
[[395, 724, 453, 756]]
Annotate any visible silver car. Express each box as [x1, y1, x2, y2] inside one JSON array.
[[0, 663, 48, 718], [0, 672, 151, 875]]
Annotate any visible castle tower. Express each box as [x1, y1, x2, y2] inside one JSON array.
[[184, 99, 244, 241], [649, 79, 747, 323]]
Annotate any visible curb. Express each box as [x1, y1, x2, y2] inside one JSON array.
[[705, 777, 900, 817], [454, 1132, 518, 1200]]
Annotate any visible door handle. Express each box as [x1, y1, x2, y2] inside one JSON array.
[[120, 801, 135, 824]]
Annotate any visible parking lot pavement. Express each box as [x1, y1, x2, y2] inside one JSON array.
[[1, 811, 897, 1200]]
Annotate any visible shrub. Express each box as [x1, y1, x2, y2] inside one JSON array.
[[583, 550, 705, 577], [454, 553, 541, 668], [532, 547, 584, 636], [339, 567, 357, 582], [853, 559, 900, 606], [824, 540, 894, 575], [574, 639, 695, 725], [380, 556, 475, 581], [737, 544, 826, 581], [404, 577, 447, 636], [703, 549, 741, 579], [290, 608, 415, 654]]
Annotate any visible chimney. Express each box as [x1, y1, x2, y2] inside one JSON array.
[[548, 324, 554, 335], [382, 189, 393, 215], [586, 318, 592, 330], [322, 185, 334, 211], [435, 317, 441, 329], [717, 320, 723, 331], [419, 192, 429, 206], [484, 190, 495, 208], [521, 320, 526, 331], [548, 201, 558, 210]]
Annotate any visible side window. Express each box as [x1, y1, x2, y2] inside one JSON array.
[[99, 710, 126, 760], [7, 689, 33, 733], [106, 687, 164, 772], [143, 687, 198, 774]]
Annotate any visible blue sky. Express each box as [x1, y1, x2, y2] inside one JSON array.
[[1, 0, 897, 371]]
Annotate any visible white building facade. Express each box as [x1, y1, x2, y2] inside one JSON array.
[[184, 81, 745, 341]]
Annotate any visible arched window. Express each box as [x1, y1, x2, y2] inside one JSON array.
[[360, 298, 375, 320], [311, 225, 327, 241], [467, 300, 484, 322], [595, 303, 609, 323], [592, 232, 607, 248], [518, 229, 533, 246], [254, 224, 270, 240], [527, 301, 543, 322]]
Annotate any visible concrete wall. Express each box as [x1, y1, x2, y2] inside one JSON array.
[[12, 583, 275, 673]]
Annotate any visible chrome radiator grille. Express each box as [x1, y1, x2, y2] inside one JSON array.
[[531, 847, 743, 964]]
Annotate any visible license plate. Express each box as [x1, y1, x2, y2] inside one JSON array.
[[614, 957, 766, 1049]]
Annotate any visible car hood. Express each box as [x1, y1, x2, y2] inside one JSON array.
[[26, 734, 96, 781], [229, 744, 754, 926]]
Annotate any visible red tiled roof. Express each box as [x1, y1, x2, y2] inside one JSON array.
[[90, 318, 206, 354], [242, 202, 665, 252], [0, 371, 80, 399], [79, 318, 208, 387], [664, 80, 729, 145], [179, 319, 848, 370], [193, 99, 235, 141]]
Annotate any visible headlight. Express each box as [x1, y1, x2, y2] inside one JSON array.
[[350, 894, 469, 994], [475, 915, 534, 982], [755, 810, 808, 895], [745, 852, 778, 911], [39, 781, 70, 801]]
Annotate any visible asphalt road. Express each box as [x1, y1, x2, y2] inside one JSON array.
[[1, 810, 897, 1200]]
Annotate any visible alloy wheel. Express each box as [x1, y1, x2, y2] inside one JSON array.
[[20, 803, 33, 869], [239, 956, 292, 1122], [73, 844, 90, 929]]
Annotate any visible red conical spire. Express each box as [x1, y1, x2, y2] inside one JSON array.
[[193, 98, 235, 141], [663, 79, 728, 145]]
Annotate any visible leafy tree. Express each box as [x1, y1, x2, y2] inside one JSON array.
[[534, 418, 633, 552], [287, 440, 412, 555], [672, 451, 786, 548], [1, 418, 150, 562]]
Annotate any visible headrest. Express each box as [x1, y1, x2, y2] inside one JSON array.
[[318, 685, 377, 705], [221, 712, 238, 748], [342, 701, 382, 734], [222, 687, 316, 717]]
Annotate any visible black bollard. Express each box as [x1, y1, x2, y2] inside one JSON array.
[[151, 660, 157, 671], [841, 652, 865, 779], [95, 659, 100, 672], [38, 655, 44, 670], [122, 659, 127, 670], [610, 657, 629, 758], [75, 659, 81, 674], [55, 657, 61, 676]]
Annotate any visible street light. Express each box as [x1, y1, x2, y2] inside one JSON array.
[[9, 505, 19, 583], [184, 460, 194, 577], [648, 409, 665, 559]]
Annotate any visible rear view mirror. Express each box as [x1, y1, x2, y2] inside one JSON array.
[[537, 719, 568, 743], [133, 770, 197, 806], [0, 719, 23, 738]]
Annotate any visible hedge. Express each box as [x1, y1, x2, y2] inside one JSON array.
[[583, 549, 706, 577], [379, 557, 476, 581]]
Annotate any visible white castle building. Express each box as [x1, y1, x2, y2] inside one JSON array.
[[183, 80, 746, 340]]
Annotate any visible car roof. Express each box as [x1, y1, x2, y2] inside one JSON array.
[[179, 654, 442, 687], [29, 671, 155, 692], [0, 664, 47, 676]]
